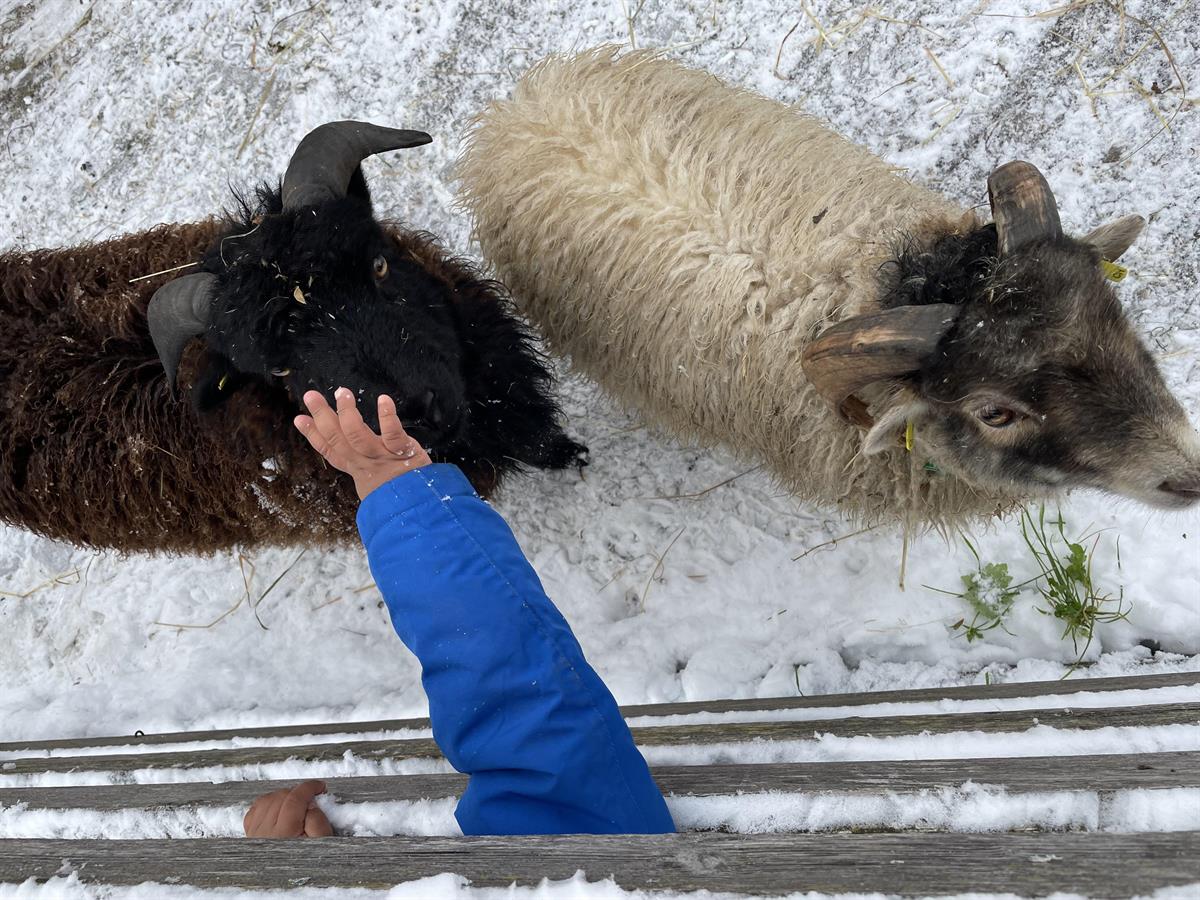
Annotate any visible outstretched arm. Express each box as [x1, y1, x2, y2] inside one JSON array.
[[288, 389, 673, 836]]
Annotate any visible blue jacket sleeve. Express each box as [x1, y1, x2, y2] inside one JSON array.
[[356, 463, 675, 836]]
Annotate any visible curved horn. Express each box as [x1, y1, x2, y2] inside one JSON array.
[[987, 161, 1062, 256], [147, 272, 219, 391], [801, 304, 959, 427], [281, 120, 432, 210]]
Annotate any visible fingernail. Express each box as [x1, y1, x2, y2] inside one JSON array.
[[336, 387, 352, 400]]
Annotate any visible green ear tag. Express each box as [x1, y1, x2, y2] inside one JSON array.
[[1101, 259, 1128, 282]]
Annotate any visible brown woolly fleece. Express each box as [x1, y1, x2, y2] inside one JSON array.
[[458, 48, 1012, 527], [0, 224, 503, 555]]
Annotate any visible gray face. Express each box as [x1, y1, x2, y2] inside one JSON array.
[[887, 238, 1200, 509]]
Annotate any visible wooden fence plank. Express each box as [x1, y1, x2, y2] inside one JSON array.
[[3, 671, 1195, 753], [2, 832, 1198, 896], [3, 752, 1198, 811], [3, 703, 1197, 778], [621, 671, 1200, 718]]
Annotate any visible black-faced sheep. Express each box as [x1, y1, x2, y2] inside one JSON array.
[[0, 121, 585, 554], [457, 49, 1200, 527]]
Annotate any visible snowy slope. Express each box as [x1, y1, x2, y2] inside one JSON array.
[[0, 0, 1197, 763]]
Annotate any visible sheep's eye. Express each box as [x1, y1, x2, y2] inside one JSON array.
[[977, 405, 1017, 428], [372, 255, 389, 279]]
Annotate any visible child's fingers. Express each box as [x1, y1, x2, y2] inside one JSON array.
[[243, 794, 271, 836], [334, 387, 380, 455], [244, 788, 289, 837], [294, 414, 353, 472], [293, 415, 331, 456], [304, 806, 334, 837], [275, 780, 327, 837], [377, 394, 418, 458], [303, 391, 348, 450]]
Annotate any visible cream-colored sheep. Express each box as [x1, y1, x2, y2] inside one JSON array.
[[457, 48, 1200, 526]]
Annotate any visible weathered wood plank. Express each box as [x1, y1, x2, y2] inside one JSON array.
[[3, 832, 1198, 896], [4, 703, 1197, 777], [3, 671, 1194, 753], [3, 752, 1198, 811], [621, 669, 1199, 716]]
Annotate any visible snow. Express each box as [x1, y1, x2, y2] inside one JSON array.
[[0, 728, 434, 762], [0, 753, 456, 789], [0, 0, 1197, 743], [1, 0, 1199, 896], [638, 723, 1200, 767], [5, 682, 1194, 762], [3, 787, 1197, 839], [622, 683, 1200, 727]]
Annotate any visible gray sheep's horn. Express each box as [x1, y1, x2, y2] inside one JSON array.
[[801, 304, 960, 427], [281, 120, 432, 210], [147, 272, 219, 391], [987, 161, 1062, 256]]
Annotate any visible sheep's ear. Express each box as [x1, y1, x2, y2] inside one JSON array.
[[1082, 214, 1145, 261], [863, 400, 929, 456]]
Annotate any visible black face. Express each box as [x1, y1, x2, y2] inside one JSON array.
[[146, 120, 586, 487], [200, 192, 467, 449]]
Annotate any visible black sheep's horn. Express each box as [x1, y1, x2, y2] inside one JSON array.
[[988, 161, 1062, 256], [147, 272, 218, 391], [281, 120, 432, 210]]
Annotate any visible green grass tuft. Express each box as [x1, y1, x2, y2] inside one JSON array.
[[1019, 506, 1131, 670], [929, 506, 1131, 669]]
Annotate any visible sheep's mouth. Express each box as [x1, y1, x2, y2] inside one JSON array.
[[400, 417, 463, 452], [1149, 478, 1200, 510], [356, 391, 467, 451], [1101, 476, 1200, 511]]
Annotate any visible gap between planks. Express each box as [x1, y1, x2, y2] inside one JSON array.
[[3, 702, 1198, 777], [2, 752, 1198, 811], [2, 671, 1196, 754]]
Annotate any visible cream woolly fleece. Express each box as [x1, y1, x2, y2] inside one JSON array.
[[458, 48, 1009, 526]]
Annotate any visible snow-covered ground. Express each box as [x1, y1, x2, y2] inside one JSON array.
[[1, 0, 1198, 897]]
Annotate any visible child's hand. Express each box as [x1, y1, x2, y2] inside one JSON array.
[[243, 779, 334, 838], [294, 388, 433, 500]]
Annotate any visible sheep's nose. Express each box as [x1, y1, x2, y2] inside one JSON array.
[[421, 389, 444, 427], [403, 390, 460, 438], [1158, 475, 1200, 503]]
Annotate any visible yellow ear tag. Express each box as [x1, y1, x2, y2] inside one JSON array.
[[217, 374, 229, 391], [1101, 259, 1128, 282], [904, 420, 914, 452]]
